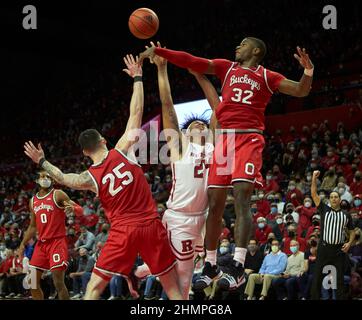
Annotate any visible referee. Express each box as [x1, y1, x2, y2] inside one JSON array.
[[310, 170, 355, 300]]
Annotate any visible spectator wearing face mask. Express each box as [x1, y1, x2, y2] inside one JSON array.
[[260, 233, 276, 256], [255, 218, 272, 245], [350, 172, 362, 196], [93, 223, 109, 252], [265, 203, 279, 224], [320, 168, 338, 192], [282, 224, 307, 255], [334, 182, 353, 203], [321, 148, 339, 171], [244, 239, 287, 300], [298, 236, 319, 299], [305, 215, 321, 239], [244, 239, 264, 276], [350, 211, 362, 229], [296, 197, 317, 237], [74, 226, 95, 252], [286, 182, 304, 207], [272, 240, 304, 300], [282, 143, 297, 173], [263, 171, 280, 195], [217, 240, 233, 271], [284, 203, 300, 224], [352, 194, 362, 216], [256, 191, 271, 217], [272, 213, 288, 242], [251, 203, 264, 224]]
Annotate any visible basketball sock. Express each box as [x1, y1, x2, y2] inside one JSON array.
[[205, 250, 217, 266], [233, 247, 247, 265]]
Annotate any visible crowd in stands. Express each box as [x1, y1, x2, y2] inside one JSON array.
[[1, 119, 361, 299]]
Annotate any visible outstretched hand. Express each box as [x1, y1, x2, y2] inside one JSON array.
[[139, 42, 156, 65], [294, 46, 314, 69], [24, 141, 45, 164], [146, 41, 166, 68], [123, 54, 142, 78]]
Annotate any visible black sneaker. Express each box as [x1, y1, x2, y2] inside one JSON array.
[[193, 262, 223, 291], [217, 261, 245, 290]]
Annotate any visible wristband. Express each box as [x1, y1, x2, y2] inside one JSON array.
[[39, 157, 46, 168], [304, 68, 314, 77], [133, 76, 142, 82]]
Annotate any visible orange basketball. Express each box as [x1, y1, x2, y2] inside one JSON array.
[[128, 8, 159, 39]]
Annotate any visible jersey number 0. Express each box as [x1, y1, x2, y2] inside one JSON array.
[[102, 162, 134, 196]]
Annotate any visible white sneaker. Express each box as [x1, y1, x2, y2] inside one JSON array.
[[259, 295, 265, 300], [108, 296, 116, 300], [71, 293, 82, 300]]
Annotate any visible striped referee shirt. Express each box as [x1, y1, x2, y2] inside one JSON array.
[[318, 202, 353, 245]]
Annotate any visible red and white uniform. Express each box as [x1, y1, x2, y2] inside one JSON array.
[[87, 148, 176, 279], [29, 189, 68, 271], [164, 142, 213, 261], [208, 60, 285, 187]]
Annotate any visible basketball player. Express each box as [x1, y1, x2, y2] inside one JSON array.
[[24, 54, 182, 300], [19, 170, 83, 300], [137, 42, 220, 299], [140, 38, 314, 290]]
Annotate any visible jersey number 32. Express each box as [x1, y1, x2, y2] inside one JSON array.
[[102, 162, 134, 196]]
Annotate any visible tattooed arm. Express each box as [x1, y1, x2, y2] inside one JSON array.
[[24, 141, 97, 193]]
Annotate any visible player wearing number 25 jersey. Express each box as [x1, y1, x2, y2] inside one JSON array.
[[24, 54, 182, 300], [87, 148, 176, 279]]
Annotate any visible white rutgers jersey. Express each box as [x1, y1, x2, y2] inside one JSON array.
[[166, 142, 214, 215]]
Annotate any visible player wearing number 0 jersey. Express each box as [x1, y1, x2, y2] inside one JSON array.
[[19, 171, 83, 300], [143, 42, 220, 299], [24, 54, 182, 300], [140, 37, 314, 291]]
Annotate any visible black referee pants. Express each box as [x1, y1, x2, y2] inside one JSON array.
[[311, 242, 346, 300]]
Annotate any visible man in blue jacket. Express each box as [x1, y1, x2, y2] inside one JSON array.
[[244, 239, 287, 300]]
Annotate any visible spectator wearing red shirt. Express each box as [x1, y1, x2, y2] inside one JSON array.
[[352, 194, 362, 218], [282, 224, 307, 255], [256, 191, 271, 217], [336, 133, 350, 151], [251, 203, 264, 224], [264, 170, 280, 195], [286, 181, 304, 207], [255, 217, 273, 245], [350, 171, 362, 196], [320, 147, 339, 170], [220, 219, 231, 241], [265, 203, 279, 224], [296, 197, 317, 237]]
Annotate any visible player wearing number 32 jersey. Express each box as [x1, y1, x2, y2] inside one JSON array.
[[140, 37, 314, 291], [24, 54, 182, 300]]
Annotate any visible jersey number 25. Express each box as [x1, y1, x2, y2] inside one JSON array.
[[102, 162, 134, 196]]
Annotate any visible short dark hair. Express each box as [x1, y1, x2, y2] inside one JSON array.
[[78, 129, 102, 152], [247, 37, 267, 62]]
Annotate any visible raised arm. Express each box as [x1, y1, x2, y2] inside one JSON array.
[[116, 54, 144, 152], [311, 170, 321, 207], [139, 43, 232, 81], [24, 141, 97, 193], [278, 47, 314, 97]]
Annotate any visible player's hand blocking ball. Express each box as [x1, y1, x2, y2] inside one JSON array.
[[129, 8, 159, 39], [122, 54, 142, 78]]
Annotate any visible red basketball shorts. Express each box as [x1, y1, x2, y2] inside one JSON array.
[[29, 237, 68, 271], [94, 218, 176, 281], [208, 133, 265, 188]]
